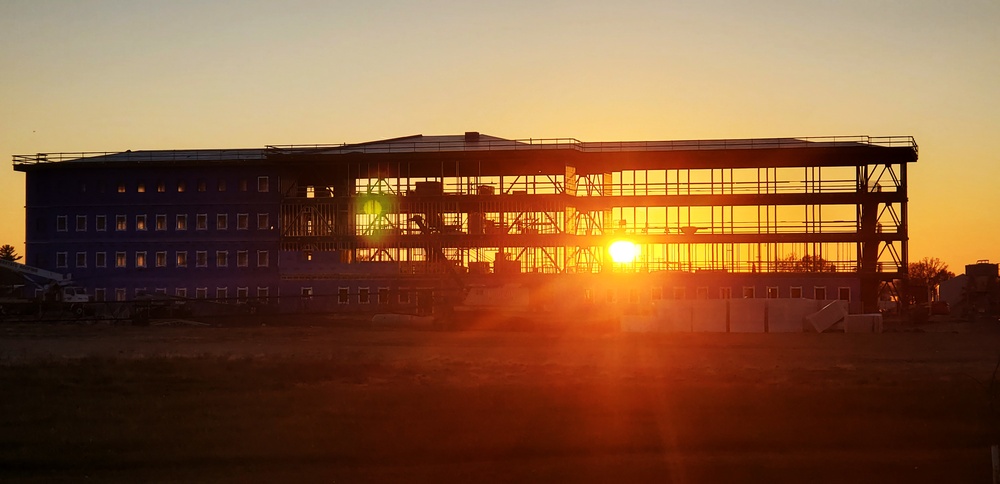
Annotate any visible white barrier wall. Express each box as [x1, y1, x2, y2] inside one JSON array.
[[766, 298, 817, 333], [692, 300, 728, 332], [620, 298, 863, 334], [655, 300, 693, 332], [806, 300, 849, 333], [729, 299, 767, 333]]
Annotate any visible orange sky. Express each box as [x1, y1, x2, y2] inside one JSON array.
[[1, 0, 997, 272]]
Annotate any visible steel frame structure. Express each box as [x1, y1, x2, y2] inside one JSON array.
[[269, 134, 917, 312]]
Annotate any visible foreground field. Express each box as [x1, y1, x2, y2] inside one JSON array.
[[1, 322, 999, 483]]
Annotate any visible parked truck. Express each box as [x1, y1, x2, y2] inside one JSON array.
[[0, 259, 92, 317]]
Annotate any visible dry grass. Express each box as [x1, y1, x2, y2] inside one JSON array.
[[0, 324, 998, 483]]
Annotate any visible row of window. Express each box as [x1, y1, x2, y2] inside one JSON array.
[[92, 286, 271, 302], [55, 250, 270, 269], [56, 213, 271, 232], [589, 285, 851, 303], [92, 176, 271, 194]]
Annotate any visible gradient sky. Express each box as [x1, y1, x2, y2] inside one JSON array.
[[1, 0, 997, 272]]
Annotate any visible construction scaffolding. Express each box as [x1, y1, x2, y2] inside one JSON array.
[[270, 134, 916, 313]]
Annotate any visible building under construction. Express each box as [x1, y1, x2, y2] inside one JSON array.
[[13, 132, 917, 320]]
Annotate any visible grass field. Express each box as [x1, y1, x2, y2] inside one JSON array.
[[1, 322, 998, 483]]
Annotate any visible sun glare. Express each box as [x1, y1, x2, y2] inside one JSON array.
[[608, 240, 639, 264]]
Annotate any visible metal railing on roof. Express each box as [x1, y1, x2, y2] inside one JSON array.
[[13, 136, 917, 166], [266, 135, 917, 156], [12, 149, 267, 166]]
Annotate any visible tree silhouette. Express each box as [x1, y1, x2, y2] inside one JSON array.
[[908, 257, 954, 287], [0, 244, 21, 262], [777, 254, 836, 272]]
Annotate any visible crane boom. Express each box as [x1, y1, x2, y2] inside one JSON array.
[[0, 259, 72, 284]]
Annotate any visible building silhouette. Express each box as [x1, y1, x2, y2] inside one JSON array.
[[13, 133, 917, 315]]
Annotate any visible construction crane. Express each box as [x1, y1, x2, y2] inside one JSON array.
[[0, 258, 92, 317]]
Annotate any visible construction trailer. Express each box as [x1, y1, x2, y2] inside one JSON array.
[[13, 132, 917, 320]]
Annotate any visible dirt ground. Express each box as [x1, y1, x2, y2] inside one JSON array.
[[1, 320, 999, 483]]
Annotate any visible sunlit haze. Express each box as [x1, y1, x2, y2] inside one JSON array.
[[2, 0, 997, 271]]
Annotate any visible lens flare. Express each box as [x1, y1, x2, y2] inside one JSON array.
[[608, 240, 639, 264]]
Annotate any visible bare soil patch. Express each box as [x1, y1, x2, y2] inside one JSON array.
[[1, 322, 998, 483]]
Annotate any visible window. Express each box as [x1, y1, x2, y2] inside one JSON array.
[[696, 287, 709, 299], [257, 250, 269, 267], [239, 179, 248, 191], [176, 214, 188, 231], [605, 289, 615, 304], [176, 288, 187, 298], [56, 252, 68, 268], [257, 176, 269, 192], [76, 252, 86, 268], [155, 214, 167, 231], [838, 287, 851, 301], [136, 251, 147, 268], [814, 287, 827, 300], [176, 251, 188, 268], [304, 250, 313, 261], [56, 215, 67, 232], [155, 288, 167, 295], [651, 286, 663, 300], [790, 286, 803, 298], [197, 180, 206, 192], [135, 215, 147, 231], [338, 287, 349, 304], [94, 288, 106, 302], [116, 215, 127, 231], [237, 250, 248, 267], [628, 288, 639, 304], [237, 213, 249, 230], [96, 252, 107, 268], [216, 251, 228, 267], [116, 252, 126, 268], [76, 215, 87, 232], [378, 287, 389, 305], [196, 288, 207, 299], [257, 286, 269, 302], [196, 251, 207, 267], [96, 215, 107, 232], [155, 251, 166, 268], [767, 286, 779, 299], [216, 287, 228, 301], [115, 288, 126, 301], [196, 214, 207, 230], [257, 213, 269, 230], [117, 183, 126, 193], [720, 287, 733, 299], [398, 287, 410, 304], [237, 287, 248, 304], [673, 287, 686, 300], [157, 181, 165, 193], [135, 288, 147, 297], [216, 214, 228, 230], [137, 182, 146, 193], [218, 179, 226, 192], [359, 287, 370, 304], [743, 287, 756, 299], [177, 181, 186, 193]]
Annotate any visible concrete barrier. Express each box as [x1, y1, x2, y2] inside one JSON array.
[[806, 300, 848, 333], [766, 298, 816, 333], [729, 299, 766, 333], [655, 300, 693, 332], [692, 300, 728, 332]]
